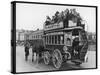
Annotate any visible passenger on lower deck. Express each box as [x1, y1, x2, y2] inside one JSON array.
[[72, 36, 80, 58]]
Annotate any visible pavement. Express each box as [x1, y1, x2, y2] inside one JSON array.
[[16, 45, 96, 72]]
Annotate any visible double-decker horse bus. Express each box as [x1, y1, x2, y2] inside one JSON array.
[[25, 9, 88, 69], [42, 20, 88, 69]]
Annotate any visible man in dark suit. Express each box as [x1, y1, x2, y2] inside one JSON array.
[[24, 41, 29, 61]]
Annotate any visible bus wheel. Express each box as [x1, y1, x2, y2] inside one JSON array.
[[52, 49, 62, 69], [43, 51, 50, 65]]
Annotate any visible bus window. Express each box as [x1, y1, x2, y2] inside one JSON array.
[[67, 38, 71, 46], [49, 36, 51, 44], [45, 36, 47, 44], [38, 35, 39, 38], [47, 36, 48, 44], [72, 29, 79, 36], [44, 36, 46, 44], [52, 35, 54, 44], [58, 35, 60, 44], [55, 36, 57, 44], [61, 35, 64, 44]]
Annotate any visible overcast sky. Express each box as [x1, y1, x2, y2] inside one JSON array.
[[16, 3, 96, 33]]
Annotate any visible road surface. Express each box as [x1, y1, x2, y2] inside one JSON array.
[[16, 46, 96, 72]]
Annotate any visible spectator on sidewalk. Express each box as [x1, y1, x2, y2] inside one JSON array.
[[24, 41, 30, 61]]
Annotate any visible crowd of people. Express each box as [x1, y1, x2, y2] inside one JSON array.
[[45, 8, 82, 27]]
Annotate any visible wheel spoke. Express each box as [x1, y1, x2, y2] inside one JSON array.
[[52, 49, 62, 69], [43, 51, 50, 65]]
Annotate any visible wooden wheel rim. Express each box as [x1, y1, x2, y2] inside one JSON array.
[[43, 51, 50, 65], [52, 49, 62, 69]]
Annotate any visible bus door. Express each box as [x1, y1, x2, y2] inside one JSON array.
[[64, 32, 72, 46], [79, 30, 88, 61]]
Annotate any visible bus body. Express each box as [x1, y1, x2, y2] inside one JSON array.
[[25, 21, 88, 69], [25, 9, 88, 68], [43, 20, 88, 68]]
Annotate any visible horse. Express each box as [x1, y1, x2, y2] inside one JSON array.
[[31, 39, 44, 64]]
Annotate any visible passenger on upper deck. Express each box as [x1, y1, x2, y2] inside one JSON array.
[[57, 11, 64, 23], [69, 9, 76, 20], [44, 8, 83, 27], [51, 16, 55, 24], [63, 8, 69, 18], [50, 11, 60, 24], [63, 9, 69, 28], [76, 13, 82, 26], [54, 11, 60, 23], [45, 16, 51, 25]]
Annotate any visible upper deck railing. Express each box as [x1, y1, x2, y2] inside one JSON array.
[[44, 20, 85, 31]]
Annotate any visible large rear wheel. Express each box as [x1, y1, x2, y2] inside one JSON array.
[[52, 49, 62, 69]]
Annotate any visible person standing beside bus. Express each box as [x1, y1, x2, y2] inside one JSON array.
[[24, 41, 30, 61]]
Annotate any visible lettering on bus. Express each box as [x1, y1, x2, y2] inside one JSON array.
[[44, 22, 63, 30]]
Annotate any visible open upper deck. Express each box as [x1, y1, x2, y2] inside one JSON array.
[[44, 20, 85, 34]]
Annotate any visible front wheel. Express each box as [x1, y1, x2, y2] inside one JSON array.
[[52, 49, 62, 69], [43, 51, 50, 65]]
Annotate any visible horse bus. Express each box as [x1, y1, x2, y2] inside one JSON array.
[[25, 8, 89, 69], [25, 20, 88, 69], [42, 21, 88, 69]]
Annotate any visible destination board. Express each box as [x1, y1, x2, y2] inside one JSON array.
[[44, 22, 63, 31]]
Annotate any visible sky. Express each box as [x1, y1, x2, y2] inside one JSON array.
[[16, 3, 96, 33]]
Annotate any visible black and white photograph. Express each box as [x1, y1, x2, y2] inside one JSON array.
[[11, 1, 97, 73]]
